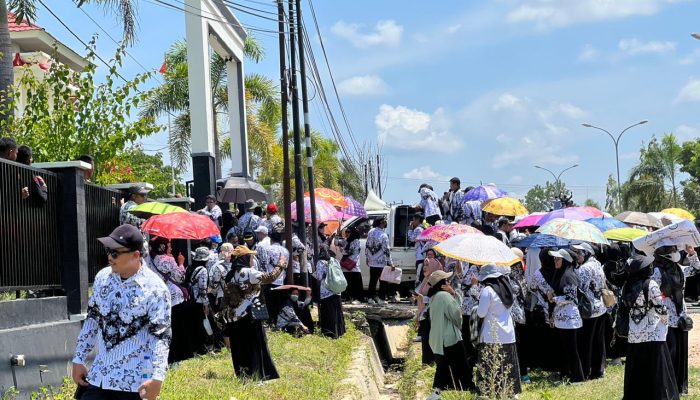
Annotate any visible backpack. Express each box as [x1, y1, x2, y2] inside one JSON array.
[[578, 287, 594, 319], [185, 264, 207, 302], [614, 279, 650, 340], [324, 258, 347, 294]]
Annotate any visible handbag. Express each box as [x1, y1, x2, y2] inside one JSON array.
[[340, 257, 357, 271], [248, 297, 270, 321], [380, 266, 402, 285], [578, 288, 594, 319], [602, 282, 617, 308], [678, 313, 694, 332]]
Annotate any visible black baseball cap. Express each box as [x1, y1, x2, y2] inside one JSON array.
[[98, 224, 144, 251]]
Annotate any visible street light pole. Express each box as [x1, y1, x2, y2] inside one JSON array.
[[581, 120, 648, 204], [533, 164, 579, 187]]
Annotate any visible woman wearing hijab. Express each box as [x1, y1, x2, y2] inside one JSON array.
[[526, 247, 557, 371], [547, 248, 585, 383], [651, 244, 700, 395], [276, 287, 313, 336], [623, 255, 679, 400], [315, 244, 346, 339], [427, 270, 474, 397], [573, 242, 607, 380], [218, 244, 285, 381], [476, 264, 522, 396], [509, 248, 530, 383], [338, 227, 363, 303]]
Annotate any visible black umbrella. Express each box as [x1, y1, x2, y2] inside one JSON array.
[[216, 176, 268, 203]]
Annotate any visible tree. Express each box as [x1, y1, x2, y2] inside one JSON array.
[[5, 37, 159, 168], [584, 198, 601, 210], [524, 181, 570, 212], [140, 37, 279, 177], [604, 174, 621, 215], [623, 134, 681, 211], [99, 146, 185, 198], [1, 1, 138, 125]]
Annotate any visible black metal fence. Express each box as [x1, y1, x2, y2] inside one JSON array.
[[0, 159, 62, 290], [85, 183, 122, 282]]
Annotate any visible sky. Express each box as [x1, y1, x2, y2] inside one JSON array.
[[39, 0, 700, 209]]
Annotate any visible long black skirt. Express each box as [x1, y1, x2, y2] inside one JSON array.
[[418, 318, 434, 365], [624, 341, 679, 400], [168, 302, 194, 363], [460, 315, 478, 365], [319, 294, 346, 338], [433, 340, 474, 392], [477, 343, 522, 395], [666, 327, 689, 395], [226, 314, 279, 381], [579, 314, 606, 379], [526, 323, 558, 371]]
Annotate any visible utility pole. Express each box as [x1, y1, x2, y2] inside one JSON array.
[[277, 0, 294, 270], [288, 0, 306, 284], [364, 163, 368, 197], [369, 158, 375, 193], [376, 154, 382, 198], [296, 0, 318, 278]]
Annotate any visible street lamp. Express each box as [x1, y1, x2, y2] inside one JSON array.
[[534, 164, 579, 186], [581, 120, 648, 204], [691, 33, 700, 41]]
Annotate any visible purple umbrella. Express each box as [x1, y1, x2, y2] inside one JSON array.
[[462, 184, 507, 203], [537, 208, 598, 226], [337, 196, 368, 219]]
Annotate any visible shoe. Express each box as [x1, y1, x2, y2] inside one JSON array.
[[367, 298, 377, 305], [521, 374, 531, 384], [426, 389, 441, 400]]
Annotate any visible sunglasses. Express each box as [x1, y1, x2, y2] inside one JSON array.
[[106, 248, 135, 259]]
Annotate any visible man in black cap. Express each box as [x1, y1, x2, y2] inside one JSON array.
[[120, 185, 150, 228], [72, 224, 171, 400]]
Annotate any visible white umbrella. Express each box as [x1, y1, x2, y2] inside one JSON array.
[[434, 233, 520, 266], [632, 220, 700, 255], [648, 212, 684, 227]]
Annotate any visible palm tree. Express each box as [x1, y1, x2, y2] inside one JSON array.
[[1, 0, 137, 124], [139, 36, 279, 178]]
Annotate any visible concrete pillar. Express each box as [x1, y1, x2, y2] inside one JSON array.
[[227, 59, 249, 177]]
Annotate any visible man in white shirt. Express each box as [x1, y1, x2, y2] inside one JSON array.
[[72, 224, 171, 400], [197, 194, 222, 225]]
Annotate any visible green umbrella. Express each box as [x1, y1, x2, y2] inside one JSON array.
[[129, 201, 187, 219]]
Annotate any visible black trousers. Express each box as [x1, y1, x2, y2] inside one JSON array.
[[515, 323, 528, 376], [418, 318, 434, 365], [80, 386, 140, 400], [667, 327, 689, 394], [433, 341, 474, 391], [557, 327, 585, 383], [342, 271, 364, 301], [460, 316, 479, 365], [368, 267, 388, 299], [579, 314, 606, 379]]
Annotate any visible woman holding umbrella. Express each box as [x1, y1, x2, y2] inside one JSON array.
[[219, 244, 286, 381]]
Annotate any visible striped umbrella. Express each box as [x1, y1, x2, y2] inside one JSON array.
[[291, 197, 338, 223]]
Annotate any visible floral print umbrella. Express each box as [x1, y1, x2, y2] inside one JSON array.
[[304, 188, 348, 208], [416, 224, 483, 242], [536, 218, 609, 245], [434, 233, 520, 266], [337, 196, 367, 218], [462, 184, 507, 203]]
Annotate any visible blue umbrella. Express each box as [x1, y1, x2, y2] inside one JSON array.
[[462, 185, 507, 202], [585, 217, 628, 232], [512, 233, 580, 249]]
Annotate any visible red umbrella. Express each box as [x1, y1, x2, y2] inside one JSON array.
[[141, 212, 220, 240]]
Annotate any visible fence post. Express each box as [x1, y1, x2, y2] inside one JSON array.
[[36, 161, 92, 315]]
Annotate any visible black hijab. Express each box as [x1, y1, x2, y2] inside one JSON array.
[[621, 260, 653, 308], [539, 247, 557, 286], [482, 275, 514, 308], [655, 256, 685, 313], [551, 255, 579, 296]]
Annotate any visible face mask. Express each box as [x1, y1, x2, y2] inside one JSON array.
[[290, 295, 299, 302], [662, 252, 681, 263]]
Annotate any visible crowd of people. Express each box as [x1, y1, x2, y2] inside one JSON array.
[[408, 178, 699, 400]]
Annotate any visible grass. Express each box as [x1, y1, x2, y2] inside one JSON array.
[[18, 322, 362, 400], [400, 340, 700, 400]]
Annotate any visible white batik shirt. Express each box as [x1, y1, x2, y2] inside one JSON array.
[[527, 269, 553, 322], [340, 238, 362, 273], [508, 268, 527, 325], [72, 264, 171, 392], [209, 260, 231, 301], [418, 187, 442, 219], [315, 260, 335, 300], [237, 212, 261, 232], [552, 281, 583, 329], [628, 280, 669, 344], [408, 225, 426, 261], [259, 243, 290, 286], [146, 254, 185, 306], [189, 265, 209, 306], [461, 264, 482, 315], [576, 258, 607, 319], [651, 254, 700, 328], [264, 214, 283, 232], [446, 190, 464, 223], [365, 227, 392, 268]]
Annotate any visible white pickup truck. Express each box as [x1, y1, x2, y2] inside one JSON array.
[[340, 191, 419, 294]]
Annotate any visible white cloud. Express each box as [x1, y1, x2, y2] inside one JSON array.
[[492, 93, 525, 111], [552, 103, 587, 119], [676, 124, 700, 141], [506, 0, 666, 29], [578, 44, 599, 62], [447, 24, 463, 34], [618, 38, 676, 56], [402, 166, 446, 181], [337, 75, 388, 96], [376, 105, 463, 153], [675, 79, 700, 103], [331, 20, 403, 48]]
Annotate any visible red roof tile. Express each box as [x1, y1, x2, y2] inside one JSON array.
[[7, 12, 42, 32]]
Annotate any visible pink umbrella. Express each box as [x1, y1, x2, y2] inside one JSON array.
[[513, 213, 546, 229], [291, 197, 338, 223], [571, 206, 605, 218], [537, 207, 600, 226], [416, 224, 483, 242], [338, 196, 367, 218]]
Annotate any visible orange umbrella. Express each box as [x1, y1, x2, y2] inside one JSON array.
[[304, 187, 348, 208]]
